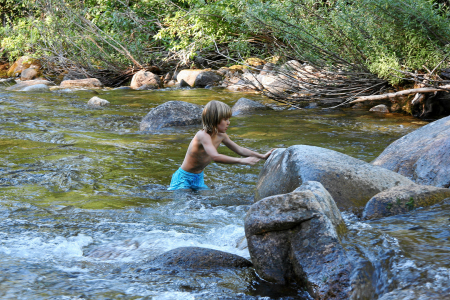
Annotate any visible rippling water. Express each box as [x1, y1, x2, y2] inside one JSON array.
[[0, 84, 448, 299]]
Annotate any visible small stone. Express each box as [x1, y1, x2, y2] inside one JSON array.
[[87, 96, 110, 107], [369, 104, 389, 113]]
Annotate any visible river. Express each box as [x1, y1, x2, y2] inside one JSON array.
[[0, 85, 448, 299]]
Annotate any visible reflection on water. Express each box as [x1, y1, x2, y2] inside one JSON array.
[[0, 86, 448, 299]]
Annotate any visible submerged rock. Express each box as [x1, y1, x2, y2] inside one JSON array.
[[130, 70, 161, 90], [21, 84, 49, 92], [372, 115, 450, 188], [60, 78, 104, 88], [231, 98, 270, 116], [139, 100, 202, 131], [6, 80, 55, 91], [245, 181, 352, 299], [87, 96, 110, 107], [176, 70, 222, 87], [147, 247, 252, 270], [255, 146, 414, 212], [363, 184, 450, 220]]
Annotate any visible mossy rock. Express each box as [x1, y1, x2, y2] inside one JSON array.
[[363, 184, 450, 220], [0, 70, 8, 79], [7, 56, 41, 77], [245, 57, 266, 67]]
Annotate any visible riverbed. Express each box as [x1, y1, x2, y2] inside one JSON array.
[[0, 85, 448, 299]]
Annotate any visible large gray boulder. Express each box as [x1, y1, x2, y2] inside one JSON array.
[[231, 98, 270, 116], [20, 67, 39, 80], [372, 115, 450, 188], [60, 78, 104, 88], [130, 70, 161, 90], [363, 184, 450, 220], [176, 69, 222, 87], [245, 181, 352, 299], [146, 247, 252, 270], [139, 100, 202, 131], [6, 80, 55, 91], [255, 146, 414, 211]]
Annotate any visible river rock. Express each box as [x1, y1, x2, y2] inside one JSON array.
[[6, 80, 55, 91], [147, 247, 252, 270], [87, 96, 110, 107], [130, 70, 161, 89], [176, 70, 222, 87], [60, 78, 104, 88], [7, 56, 41, 77], [139, 100, 202, 131], [372, 115, 450, 188], [245, 182, 352, 299], [369, 104, 389, 113], [20, 67, 40, 81], [363, 184, 450, 220], [255, 146, 414, 212], [21, 84, 50, 92], [231, 98, 270, 116]]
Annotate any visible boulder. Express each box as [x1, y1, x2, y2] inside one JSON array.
[[245, 182, 352, 299], [7, 56, 41, 77], [363, 184, 450, 220], [369, 104, 389, 113], [255, 146, 414, 211], [176, 69, 222, 87], [60, 78, 104, 88], [21, 84, 50, 92], [130, 70, 161, 89], [20, 67, 40, 81], [87, 96, 110, 107], [372, 116, 450, 188], [231, 98, 270, 116], [6, 80, 55, 91], [140, 100, 202, 131], [146, 247, 252, 270]]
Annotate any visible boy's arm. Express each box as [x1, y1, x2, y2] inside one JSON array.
[[222, 134, 274, 159], [200, 132, 259, 165]]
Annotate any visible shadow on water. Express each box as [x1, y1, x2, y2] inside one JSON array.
[[0, 86, 448, 299]]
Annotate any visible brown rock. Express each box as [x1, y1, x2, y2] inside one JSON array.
[[60, 78, 104, 88], [7, 56, 41, 77], [130, 70, 161, 89]]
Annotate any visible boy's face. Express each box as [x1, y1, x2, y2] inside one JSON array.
[[217, 118, 230, 133]]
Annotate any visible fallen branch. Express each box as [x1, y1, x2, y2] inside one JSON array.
[[350, 85, 450, 103]]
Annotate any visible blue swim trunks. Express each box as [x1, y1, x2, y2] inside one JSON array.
[[168, 168, 209, 191]]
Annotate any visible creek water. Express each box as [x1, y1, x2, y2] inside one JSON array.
[[0, 84, 448, 300]]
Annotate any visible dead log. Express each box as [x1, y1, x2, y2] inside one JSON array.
[[350, 85, 450, 103]]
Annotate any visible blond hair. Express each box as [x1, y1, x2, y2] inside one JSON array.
[[202, 100, 232, 135]]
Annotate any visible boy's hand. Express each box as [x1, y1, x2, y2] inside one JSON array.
[[262, 148, 276, 159], [241, 156, 260, 165]]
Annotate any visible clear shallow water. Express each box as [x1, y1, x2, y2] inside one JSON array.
[[0, 84, 448, 299]]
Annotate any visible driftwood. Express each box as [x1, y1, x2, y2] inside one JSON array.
[[350, 85, 450, 103]]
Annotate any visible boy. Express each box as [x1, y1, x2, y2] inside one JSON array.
[[168, 100, 274, 190]]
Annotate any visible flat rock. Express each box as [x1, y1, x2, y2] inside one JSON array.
[[245, 183, 351, 298], [372, 115, 450, 188], [231, 98, 270, 116], [363, 184, 450, 220], [130, 70, 161, 89], [255, 146, 414, 212], [60, 78, 104, 88], [6, 80, 55, 91], [87, 96, 110, 107], [177, 69, 222, 87], [139, 100, 202, 131], [147, 247, 252, 270]]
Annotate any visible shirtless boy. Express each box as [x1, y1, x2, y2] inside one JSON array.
[[168, 100, 274, 190]]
